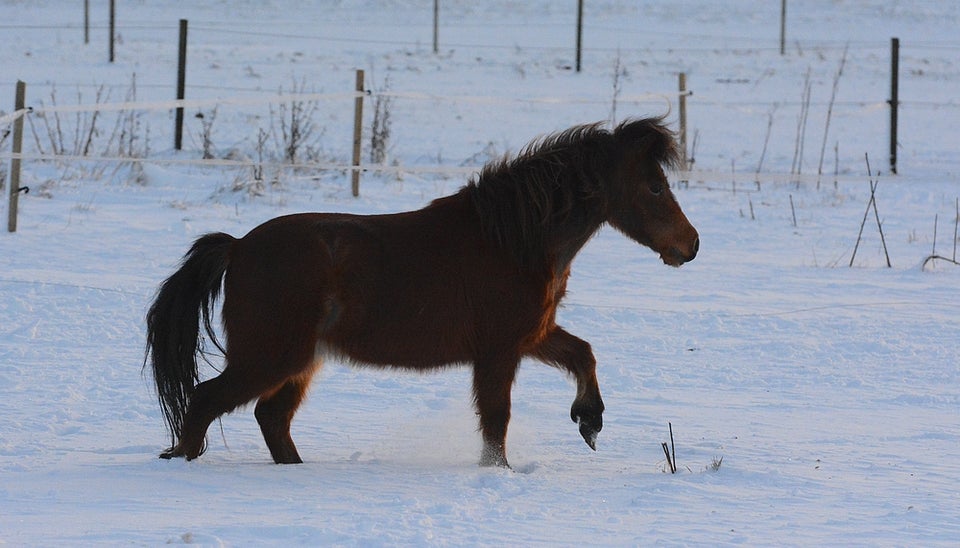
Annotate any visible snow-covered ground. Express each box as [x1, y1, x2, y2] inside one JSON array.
[[2, 1, 959, 545]]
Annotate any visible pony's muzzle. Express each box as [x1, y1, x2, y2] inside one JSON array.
[[664, 236, 699, 266]]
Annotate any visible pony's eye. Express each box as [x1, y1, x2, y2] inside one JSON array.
[[650, 184, 663, 196]]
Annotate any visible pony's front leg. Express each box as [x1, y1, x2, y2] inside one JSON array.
[[531, 327, 605, 450], [472, 357, 519, 468]]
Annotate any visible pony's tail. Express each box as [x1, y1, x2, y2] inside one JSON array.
[[144, 232, 235, 450]]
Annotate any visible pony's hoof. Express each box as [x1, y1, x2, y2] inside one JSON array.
[[159, 439, 206, 461], [571, 401, 603, 450], [479, 457, 512, 469], [159, 448, 182, 460], [159, 442, 200, 460], [479, 443, 510, 469], [578, 420, 599, 451]]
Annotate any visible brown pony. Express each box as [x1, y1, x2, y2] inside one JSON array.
[[145, 117, 699, 468]]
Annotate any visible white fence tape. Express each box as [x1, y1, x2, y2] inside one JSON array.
[[0, 91, 364, 124]]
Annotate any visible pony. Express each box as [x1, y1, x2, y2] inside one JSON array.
[[145, 117, 699, 468]]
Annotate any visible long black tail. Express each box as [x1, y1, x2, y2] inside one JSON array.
[[144, 232, 236, 450]]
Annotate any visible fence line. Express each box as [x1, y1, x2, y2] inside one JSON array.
[[0, 83, 939, 185], [0, 90, 681, 128], [2, 87, 953, 130], [0, 148, 906, 188], [5, 22, 959, 53], [2, 77, 951, 231]]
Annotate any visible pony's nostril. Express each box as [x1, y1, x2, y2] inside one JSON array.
[[681, 237, 699, 262]]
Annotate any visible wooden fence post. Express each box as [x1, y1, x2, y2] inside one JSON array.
[[109, 0, 115, 62], [780, 0, 787, 55], [8, 81, 26, 233], [575, 0, 583, 72], [351, 69, 365, 197], [678, 73, 689, 170], [174, 19, 188, 151], [889, 37, 899, 174], [433, 0, 439, 54]]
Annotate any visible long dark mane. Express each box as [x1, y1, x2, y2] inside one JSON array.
[[467, 117, 680, 268]]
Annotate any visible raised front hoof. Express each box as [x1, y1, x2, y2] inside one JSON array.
[[571, 404, 603, 451], [578, 420, 600, 451]]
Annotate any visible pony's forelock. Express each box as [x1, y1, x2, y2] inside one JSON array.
[[614, 117, 682, 171]]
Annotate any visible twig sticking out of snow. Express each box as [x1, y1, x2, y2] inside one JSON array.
[[850, 153, 891, 268], [817, 44, 848, 189], [921, 199, 960, 270], [661, 422, 677, 474]]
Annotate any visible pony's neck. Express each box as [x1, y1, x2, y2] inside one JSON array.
[[465, 181, 607, 273], [547, 210, 607, 276]]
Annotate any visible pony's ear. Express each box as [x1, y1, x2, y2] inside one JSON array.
[[614, 117, 681, 170]]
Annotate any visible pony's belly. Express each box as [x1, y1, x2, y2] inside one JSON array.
[[315, 311, 474, 370]]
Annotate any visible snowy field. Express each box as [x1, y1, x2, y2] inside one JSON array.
[[2, 1, 959, 545]]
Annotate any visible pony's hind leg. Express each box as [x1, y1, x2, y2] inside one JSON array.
[[160, 368, 267, 460], [255, 371, 316, 464]]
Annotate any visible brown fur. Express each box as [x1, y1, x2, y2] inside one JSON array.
[[145, 117, 699, 467]]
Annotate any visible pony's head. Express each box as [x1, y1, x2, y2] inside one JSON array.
[[606, 118, 699, 267]]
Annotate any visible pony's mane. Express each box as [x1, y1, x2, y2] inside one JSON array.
[[465, 117, 679, 268]]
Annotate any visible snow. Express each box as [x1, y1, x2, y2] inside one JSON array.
[[2, 0, 959, 545]]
